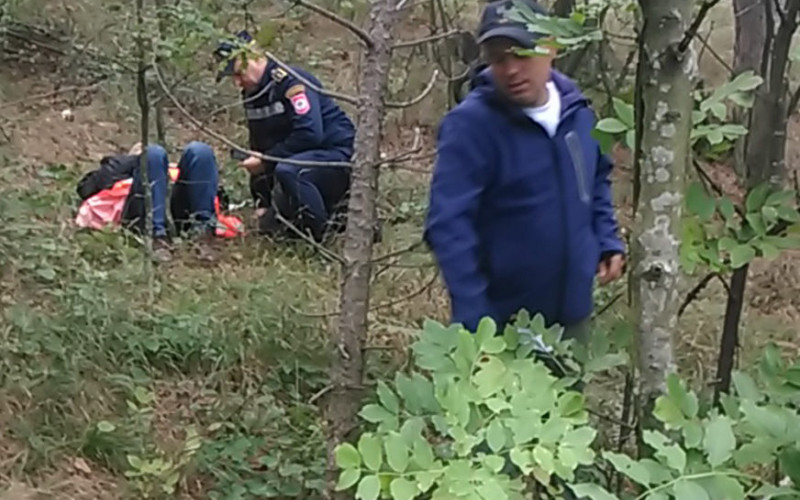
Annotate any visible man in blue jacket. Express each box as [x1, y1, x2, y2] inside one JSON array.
[[424, 0, 625, 342], [215, 31, 355, 242]]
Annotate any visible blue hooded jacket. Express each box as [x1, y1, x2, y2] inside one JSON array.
[[424, 68, 625, 332]]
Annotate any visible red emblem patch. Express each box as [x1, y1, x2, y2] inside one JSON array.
[[290, 93, 311, 115]]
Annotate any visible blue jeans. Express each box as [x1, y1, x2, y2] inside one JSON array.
[[273, 149, 351, 241], [128, 142, 218, 237]]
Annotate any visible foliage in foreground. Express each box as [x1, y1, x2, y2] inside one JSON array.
[[335, 315, 800, 500]]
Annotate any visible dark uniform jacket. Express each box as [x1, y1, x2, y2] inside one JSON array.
[[243, 60, 356, 160]]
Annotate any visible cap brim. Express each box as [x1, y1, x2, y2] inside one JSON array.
[[215, 59, 236, 83], [477, 26, 540, 48]]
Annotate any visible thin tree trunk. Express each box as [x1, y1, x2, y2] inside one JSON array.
[[743, 1, 798, 188], [631, 0, 694, 432], [732, 0, 766, 177], [714, 265, 747, 403], [154, 0, 167, 145], [324, 0, 395, 498], [715, 2, 800, 403], [135, 0, 153, 301]]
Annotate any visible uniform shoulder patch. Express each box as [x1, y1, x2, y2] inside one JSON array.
[[285, 84, 306, 99], [290, 90, 311, 116], [270, 67, 287, 82]]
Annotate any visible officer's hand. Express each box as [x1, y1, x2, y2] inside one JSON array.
[[597, 253, 625, 286], [240, 155, 264, 174]]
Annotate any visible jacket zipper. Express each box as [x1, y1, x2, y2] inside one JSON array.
[[565, 131, 591, 204]]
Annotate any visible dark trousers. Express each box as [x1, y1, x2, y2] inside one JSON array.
[[250, 149, 351, 240]]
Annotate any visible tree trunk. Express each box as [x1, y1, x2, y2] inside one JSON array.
[[154, 0, 167, 145], [135, 0, 154, 301], [732, 0, 767, 177], [631, 0, 694, 430], [715, 2, 800, 404], [324, 0, 396, 498], [743, 1, 798, 188]]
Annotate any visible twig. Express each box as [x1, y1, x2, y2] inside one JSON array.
[[594, 292, 623, 318], [371, 240, 425, 262], [773, 0, 787, 23], [386, 69, 439, 108], [392, 30, 463, 49], [587, 408, 636, 431], [679, 0, 723, 52], [295, 271, 440, 318], [678, 272, 719, 317], [272, 211, 346, 264], [694, 27, 734, 76], [152, 62, 354, 168], [292, 0, 373, 47], [0, 82, 102, 110], [263, 50, 360, 105]]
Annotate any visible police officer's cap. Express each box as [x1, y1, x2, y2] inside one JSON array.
[[213, 30, 253, 82]]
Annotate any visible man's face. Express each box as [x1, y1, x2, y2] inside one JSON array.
[[232, 58, 263, 92], [482, 37, 555, 107]]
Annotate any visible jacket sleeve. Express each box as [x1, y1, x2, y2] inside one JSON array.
[[593, 149, 625, 256], [266, 80, 325, 159], [424, 113, 492, 332]]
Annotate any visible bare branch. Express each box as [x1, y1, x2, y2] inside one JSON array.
[[263, 50, 360, 105], [0, 82, 102, 110], [392, 30, 464, 50], [152, 62, 354, 168], [385, 69, 439, 108], [294, 271, 440, 318], [292, 0, 374, 47], [272, 211, 347, 264], [678, 272, 719, 317], [371, 240, 425, 263], [788, 84, 800, 118], [695, 28, 734, 76], [678, 0, 723, 52], [773, 0, 787, 23]]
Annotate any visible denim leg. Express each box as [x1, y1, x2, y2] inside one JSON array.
[[175, 141, 219, 234], [131, 144, 169, 237]]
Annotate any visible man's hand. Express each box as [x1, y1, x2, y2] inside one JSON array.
[[240, 155, 264, 174], [597, 253, 625, 286]]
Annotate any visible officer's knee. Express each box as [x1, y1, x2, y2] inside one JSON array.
[[275, 162, 297, 181], [183, 141, 214, 162]]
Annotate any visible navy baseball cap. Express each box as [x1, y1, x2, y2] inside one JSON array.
[[213, 30, 254, 82], [477, 0, 549, 49]]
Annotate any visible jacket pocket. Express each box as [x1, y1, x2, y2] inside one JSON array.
[[564, 131, 591, 204]]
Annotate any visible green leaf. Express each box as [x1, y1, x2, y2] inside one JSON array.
[[756, 241, 780, 261], [482, 337, 506, 354], [569, 483, 619, 500], [754, 484, 800, 499], [643, 431, 686, 473], [510, 448, 533, 473], [732, 371, 761, 401], [779, 447, 800, 488], [603, 451, 651, 486], [533, 445, 556, 474], [389, 477, 418, 500], [625, 129, 636, 150], [707, 128, 724, 145], [474, 356, 507, 398], [613, 97, 634, 127], [385, 433, 410, 473], [747, 184, 772, 212], [359, 433, 383, 472], [336, 468, 361, 491], [486, 419, 507, 453], [356, 475, 381, 500], [558, 392, 585, 418], [673, 479, 710, 500], [730, 244, 756, 268], [686, 183, 716, 220], [335, 443, 361, 469], [596, 117, 629, 134], [703, 415, 736, 467], [667, 374, 699, 418], [746, 213, 767, 235], [377, 381, 400, 414], [777, 205, 800, 223], [718, 197, 736, 222], [360, 404, 395, 423], [97, 421, 116, 433], [709, 102, 727, 121], [712, 475, 745, 500], [477, 478, 507, 500], [766, 190, 795, 207], [413, 437, 434, 469], [682, 421, 703, 449], [653, 395, 685, 427]]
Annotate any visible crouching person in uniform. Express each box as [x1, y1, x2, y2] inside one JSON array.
[[214, 30, 355, 243], [75, 141, 243, 262]]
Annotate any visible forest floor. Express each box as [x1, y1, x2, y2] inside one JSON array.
[[2, 6, 800, 499]]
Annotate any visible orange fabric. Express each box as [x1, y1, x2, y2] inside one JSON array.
[[75, 167, 244, 238]]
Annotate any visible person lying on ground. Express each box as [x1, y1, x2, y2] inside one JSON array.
[[75, 141, 243, 262], [213, 30, 355, 243], [424, 0, 626, 344]]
